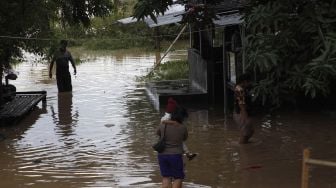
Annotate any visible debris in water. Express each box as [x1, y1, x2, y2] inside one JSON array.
[[244, 165, 262, 170], [32, 159, 42, 164], [104, 124, 115, 128]]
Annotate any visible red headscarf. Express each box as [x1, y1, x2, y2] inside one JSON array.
[[166, 97, 177, 113]]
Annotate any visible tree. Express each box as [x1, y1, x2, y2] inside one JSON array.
[[133, 0, 222, 24], [0, 0, 113, 105], [244, 0, 336, 108], [133, 0, 174, 23]]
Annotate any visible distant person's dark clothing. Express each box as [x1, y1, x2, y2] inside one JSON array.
[[49, 40, 76, 92], [54, 51, 74, 92]]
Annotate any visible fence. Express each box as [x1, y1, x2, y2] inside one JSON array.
[[301, 148, 336, 188]]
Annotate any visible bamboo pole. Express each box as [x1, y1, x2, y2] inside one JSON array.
[[156, 24, 187, 66], [306, 158, 336, 168], [301, 148, 336, 188], [301, 149, 310, 188]]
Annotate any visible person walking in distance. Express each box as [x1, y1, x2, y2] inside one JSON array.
[[49, 40, 77, 92]]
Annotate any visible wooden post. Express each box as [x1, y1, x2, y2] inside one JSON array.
[[301, 148, 310, 188], [155, 51, 161, 66], [42, 90, 47, 104], [154, 27, 161, 50], [189, 24, 192, 48], [199, 28, 202, 55], [240, 25, 246, 72], [222, 28, 228, 116]]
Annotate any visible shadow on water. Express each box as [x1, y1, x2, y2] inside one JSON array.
[[0, 104, 47, 141]]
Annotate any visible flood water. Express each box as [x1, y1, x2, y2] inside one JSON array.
[[0, 49, 335, 188]]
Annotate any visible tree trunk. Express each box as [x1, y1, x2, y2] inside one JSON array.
[[154, 27, 161, 50]]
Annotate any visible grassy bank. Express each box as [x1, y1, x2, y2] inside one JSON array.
[[139, 60, 189, 82], [61, 12, 189, 51]]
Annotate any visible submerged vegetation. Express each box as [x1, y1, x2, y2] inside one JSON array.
[[139, 60, 189, 82]]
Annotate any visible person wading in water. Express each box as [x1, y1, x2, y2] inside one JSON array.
[[49, 40, 77, 92], [233, 73, 254, 144]]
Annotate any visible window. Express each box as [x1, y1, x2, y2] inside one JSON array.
[[228, 52, 236, 83]]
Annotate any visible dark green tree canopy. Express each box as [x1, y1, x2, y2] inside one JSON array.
[[0, 0, 113, 65], [133, 0, 222, 25], [133, 0, 174, 23], [244, 0, 336, 107]]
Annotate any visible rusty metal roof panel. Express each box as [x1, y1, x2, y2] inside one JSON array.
[[145, 12, 184, 28], [117, 4, 185, 27], [213, 13, 243, 26], [117, 17, 138, 24]]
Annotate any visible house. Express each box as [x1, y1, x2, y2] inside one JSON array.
[[187, 0, 247, 113], [118, 0, 248, 113]]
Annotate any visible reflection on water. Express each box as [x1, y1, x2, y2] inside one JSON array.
[[51, 92, 78, 138], [0, 50, 335, 188]]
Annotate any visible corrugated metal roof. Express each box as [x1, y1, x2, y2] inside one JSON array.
[[117, 4, 185, 27], [208, 0, 247, 12], [117, 17, 137, 24], [145, 12, 184, 28], [213, 13, 243, 26], [117, 3, 243, 27]]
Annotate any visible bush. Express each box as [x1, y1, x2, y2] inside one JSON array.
[[139, 60, 188, 81]]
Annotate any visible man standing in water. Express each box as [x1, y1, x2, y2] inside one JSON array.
[[49, 40, 77, 92], [233, 73, 254, 144]]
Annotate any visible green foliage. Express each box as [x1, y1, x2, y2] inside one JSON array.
[[182, 3, 220, 27], [0, 0, 113, 64], [52, 0, 113, 27], [60, 12, 188, 51], [133, 0, 173, 23], [133, 0, 221, 26], [140, 60, 189, 81], [244, 0, 336, 107]]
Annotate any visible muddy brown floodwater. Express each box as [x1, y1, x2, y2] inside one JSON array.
[[0, 50, 335, 188]]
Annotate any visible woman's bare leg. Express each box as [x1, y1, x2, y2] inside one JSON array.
[[162, 177, 172, 188], [172, 179, 182, 188]]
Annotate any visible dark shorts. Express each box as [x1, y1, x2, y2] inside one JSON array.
[[158, 154, 185, 179]]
